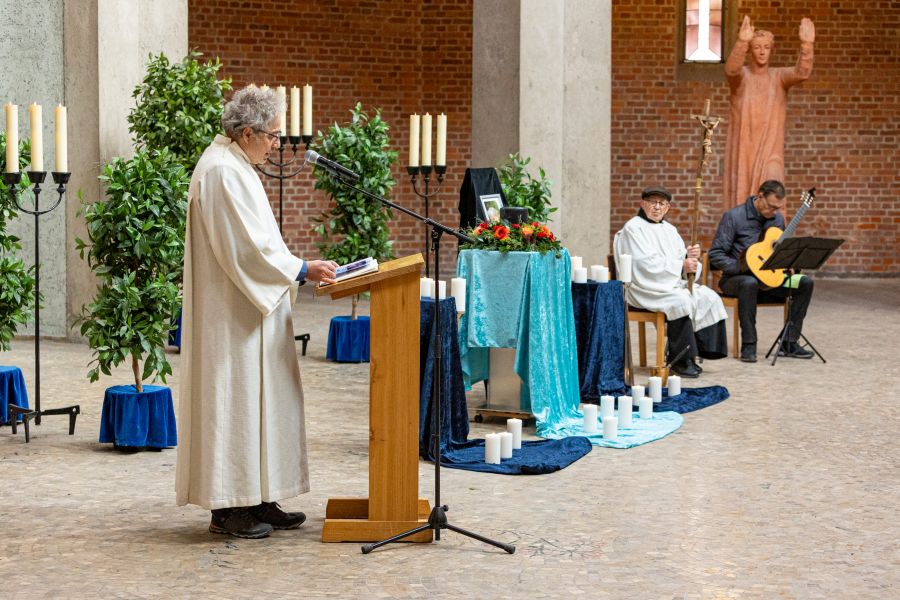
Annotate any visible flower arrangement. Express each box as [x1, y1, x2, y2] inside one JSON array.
[[461, 221, 563, 256]]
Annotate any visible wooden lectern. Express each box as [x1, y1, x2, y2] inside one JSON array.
[[315, 254, 432, 543]]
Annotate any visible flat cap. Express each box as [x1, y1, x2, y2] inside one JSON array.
[[641, 186, 672, 202]]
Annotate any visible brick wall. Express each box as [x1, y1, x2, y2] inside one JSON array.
[[612, 1, 899, 276], [188, 0, 472, 277]]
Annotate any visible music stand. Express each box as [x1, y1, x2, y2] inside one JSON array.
[[760, 236, 843, 365]]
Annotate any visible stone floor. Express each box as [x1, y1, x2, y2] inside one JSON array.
[[1, 278, 898, 599]]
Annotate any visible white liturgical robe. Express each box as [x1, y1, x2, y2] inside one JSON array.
[[614, 215, 726, 332], [176, 135, 308, 510]]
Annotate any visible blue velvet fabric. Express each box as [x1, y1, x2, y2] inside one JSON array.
[[99, 385, 177, 448], [652, 385, 730, 413], [326, 316, 371, 363], [0, 366, 29, 424], [572, 280, 626, 399], [421, 298, 592, 474], [168, 308, 182, 349]]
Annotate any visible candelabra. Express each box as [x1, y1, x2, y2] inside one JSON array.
[[3, 170, 80, 443], [407, 164, 446, 277]]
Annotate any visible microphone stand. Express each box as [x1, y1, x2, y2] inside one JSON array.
[[321, 170, 515, 555]]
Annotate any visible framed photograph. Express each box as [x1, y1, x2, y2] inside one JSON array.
[[479, 193, 504, 223]]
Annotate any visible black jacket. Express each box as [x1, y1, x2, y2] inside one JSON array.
[[708, 196, 785, 276]]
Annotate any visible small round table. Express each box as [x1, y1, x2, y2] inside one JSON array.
[[326, 316, 371, 363], [99, 385, 177, 449], [0, 366, 30, 425]]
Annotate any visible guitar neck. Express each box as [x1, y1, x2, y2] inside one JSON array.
[[779, 196, 812, 241]]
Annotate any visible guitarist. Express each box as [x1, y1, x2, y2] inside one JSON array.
[[708, 180, 815, 363]]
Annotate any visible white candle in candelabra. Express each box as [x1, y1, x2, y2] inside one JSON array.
[[617, 395, 633, 428], [639, 396, 653, 419], [618, 254, 632, 283], [600, 395, 615, 418], [275, 86, 286, 135], [499, 431, 513, 459], [409, 114, 420, 167], [668, 375, 682, 396], [570, 256, 583, 271], [437, 280, 446, 299], [421, 112, 432, 166], [28, 103, 42, 172], [507, 418, 522, 449], [484, 433, 501, 464], [54, 104, 66, 172], [648, 376, 663, 403], [603, 415, 618, 440], [631, 384, 644, 407], [573, 267, 587, 284], [435, 113, 447, 166], [451, 277, 466, 313], [583, 403, 598, 433], [290, 86, 300, 136], [5, 103, 18, 172], [302, 84, 313, 136], [420, 277, 434, 298]]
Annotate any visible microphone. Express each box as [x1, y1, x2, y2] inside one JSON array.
[[304, 150, 360, 182]]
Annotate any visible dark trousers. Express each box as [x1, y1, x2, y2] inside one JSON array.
[[666, 316, 728, 364], [719, 274, 814, 347]]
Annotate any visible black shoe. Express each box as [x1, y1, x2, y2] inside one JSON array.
[[251, 502, 307, 530], [740, 344, 757, 363], [670, 361, 701, 378], [209, 507, 273, 539], [778, 342, 814, 359], [691, 359, 703, 374]]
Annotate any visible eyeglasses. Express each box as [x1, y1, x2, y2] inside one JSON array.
[[254, 128, 282, 142], [643, 198, 670, 208]]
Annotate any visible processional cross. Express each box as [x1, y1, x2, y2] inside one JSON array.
[[687, 99, 723, 293]]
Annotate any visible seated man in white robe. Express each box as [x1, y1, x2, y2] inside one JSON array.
[[614, 186, 728, 378], [175, 87, 339, 539]]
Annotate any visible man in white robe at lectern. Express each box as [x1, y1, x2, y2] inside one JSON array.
[[175, 87, 338, 539], [614, 186, 728, 378]]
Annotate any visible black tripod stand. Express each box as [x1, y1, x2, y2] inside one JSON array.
[[319, 170, 514, 555], [759, 236, 843, 366]]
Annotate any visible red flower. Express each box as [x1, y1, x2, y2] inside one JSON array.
[[532, 222, 540, 227], [512, 223, 520, 229], [537, 230, 549, 239], [493, 225, 510, 240]]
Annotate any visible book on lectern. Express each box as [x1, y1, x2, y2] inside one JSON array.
[[321, 257, 379, 286]]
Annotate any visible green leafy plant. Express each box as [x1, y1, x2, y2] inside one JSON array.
[[312, 103, 397, 318], [127, 51, 232, 172], [75, 148, 189, 391], [497, 152, 555, 223], [460, 220, 563, 257], [0, 133, 36, 351]]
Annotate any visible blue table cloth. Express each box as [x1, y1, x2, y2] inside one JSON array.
[[168, 309, 182, 349], [99, 385, 177, 448], [421, 298, 592, 474], [326, 316, 370, 363], [0, 366, 29, 424], [572, 280, 626, 399]]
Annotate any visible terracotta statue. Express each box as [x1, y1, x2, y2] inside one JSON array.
[[723, 16, 815, 209]]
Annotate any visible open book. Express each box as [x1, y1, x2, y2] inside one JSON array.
[[321, 257, 379, 286]]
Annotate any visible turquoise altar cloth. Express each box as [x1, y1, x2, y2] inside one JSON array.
[[547, 407, 683, 449]]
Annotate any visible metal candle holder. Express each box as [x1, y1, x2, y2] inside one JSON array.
[[3, 170, 80, 442], [256, 135, 313, 233], [407, 164, 446, 277]]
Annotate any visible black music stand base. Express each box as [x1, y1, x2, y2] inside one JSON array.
[[764, 292, 826, 366], [8, 404, 81, 443]]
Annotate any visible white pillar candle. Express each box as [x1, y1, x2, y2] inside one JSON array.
[[499, 431, 513, 459], [451, 277, 466, 313], [589, 265, 603, 281], [668, 375, 682, 396], [435, 112, 447, 166], [437, 280, 446, 299], [289, 86, 300, 136], [648, 376, 663, 403], [618, 254, 632, 283], [570, 256, 583, 271], [420, 277, 434, 298], [5, 103, 18, 172], [506, 418, 522, 449], [573, 267, 588, 284], [600, 395, 615, 419], [597, 265, 609, 282], [421, 112, 432, 166], [408, 114, 420, 167], [583, 403, 598, 433], [631, 384, 645, 408], [639, 396, 653, 419], [275, 86, 286, 135], [617, 395, 633, 428], [302, 84, 313, 136], [259, 84, 269, 91], [484, 433, 501, 464], [603, 415, 618, 440], [28, 103, 42, 172]]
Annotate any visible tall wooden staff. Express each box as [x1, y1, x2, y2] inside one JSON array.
[[688, 99, 722, 293]]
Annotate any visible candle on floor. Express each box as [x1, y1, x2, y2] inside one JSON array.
[[648, 376, 663, 403], [451, 277, 466, 313], [573, 267, 588, 284], [507, 418, 522, 449], [618, 254, 632, 283], [583, 403, 598, 433], [420, 277, 434, 298], [600, 395, 615, 419], [639, 396, 653, 419], [499, 432, 513, 459], [570, 256, 583, 271], [668, 375, 682, 396], [617, 395, 633, 428], [603, 415, 618, 440], [484, 433, 501, 464], [631, 384, 645, 408]]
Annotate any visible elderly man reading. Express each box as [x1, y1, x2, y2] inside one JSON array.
[[614, 187, 727, 378]]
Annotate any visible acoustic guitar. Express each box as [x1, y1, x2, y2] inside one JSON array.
[[744, 188, 816, 289]]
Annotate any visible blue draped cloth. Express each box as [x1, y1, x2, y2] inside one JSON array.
[[0, 366, 29, 424], [572, 280, 626, 398], [99, 385, 177, 448], [653, 385, 730, 413], [326, 316, 371, 363], [421, 298, 592, 474]]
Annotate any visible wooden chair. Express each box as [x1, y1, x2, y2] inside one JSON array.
[[702, 254, 788, 358], [608, 255, 666, 369]]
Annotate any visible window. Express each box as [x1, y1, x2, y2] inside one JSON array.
[[676, 0, 736, 81]]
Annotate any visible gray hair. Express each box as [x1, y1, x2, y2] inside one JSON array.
[[221, 86, 284, 139]]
